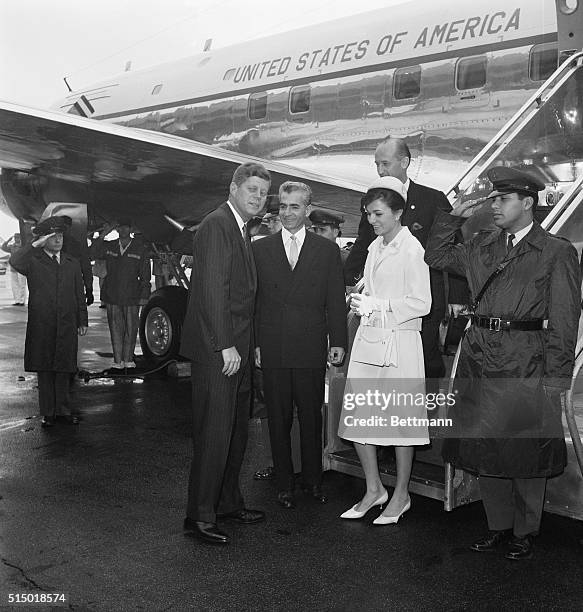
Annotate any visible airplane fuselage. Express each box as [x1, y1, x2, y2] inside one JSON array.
[[55, 0, 557, 192]]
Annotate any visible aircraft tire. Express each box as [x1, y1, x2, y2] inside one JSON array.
[[139, 286, 187, 365]]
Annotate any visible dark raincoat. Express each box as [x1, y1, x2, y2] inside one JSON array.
[[425, 212, 580, 478], [10, 245, 88, 373]]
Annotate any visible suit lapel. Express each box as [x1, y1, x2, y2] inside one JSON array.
[[269, 231, 294, 279], [288, 231, 318, 293], [222, 203, 256, 289]]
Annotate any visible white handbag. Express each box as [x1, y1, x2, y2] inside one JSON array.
[[350, 307, 392, 366]]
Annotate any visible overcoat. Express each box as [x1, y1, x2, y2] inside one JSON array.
[[338, 227, 432, 445], [425, 212, 580, 477], [10, 244, 88, 373]]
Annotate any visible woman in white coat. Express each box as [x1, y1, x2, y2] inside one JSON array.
[[338, 177, 432, 524]]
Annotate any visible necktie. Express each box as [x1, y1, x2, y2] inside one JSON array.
[[242, 223, 251, 250], [52, 254, 59, 265], [506, 233, 515, 254], [289, 234, 298, 270]]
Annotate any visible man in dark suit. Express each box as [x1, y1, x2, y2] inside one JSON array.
[[344, 136, 468, 387], [180, 162, 271, 545], [253, 181, 348, 509]]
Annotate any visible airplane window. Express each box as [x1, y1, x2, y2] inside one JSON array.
[[248, 92, 267, 120], [290, 86, 311, 114], [151, 84, 163, 96], [456, 56, 487, 90], [223, 68, 237, 81], [394, 66, 421, 100], [529, 44, 558, 81]]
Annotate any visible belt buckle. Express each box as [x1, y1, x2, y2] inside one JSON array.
[[489, 317, 501, 331]]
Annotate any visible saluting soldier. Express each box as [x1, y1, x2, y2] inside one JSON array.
[[425, 167, 580, 560], [10, 216, 88, 427]]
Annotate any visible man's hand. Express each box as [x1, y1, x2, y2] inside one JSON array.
[[328, 347, 345, 366], [543, 385, 564, 402], [85, 289, 94, 306], [254, 347, 261, 368], [78, 326, 88, 336], [101, 222, 116, 236], [451, 196, 485, 218], [448, 304, 468, 319], [221, 346, 241, 376], [31, 232, 55, 248], [349, 293, 366, 315]]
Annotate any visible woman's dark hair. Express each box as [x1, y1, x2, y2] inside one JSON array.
[[361, 188, 406, 213]]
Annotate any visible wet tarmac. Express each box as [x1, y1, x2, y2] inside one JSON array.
[[0, 277, 582, 611]]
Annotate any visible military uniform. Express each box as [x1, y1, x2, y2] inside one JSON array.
[[10, 216, 88, 424], [425, 167, 580, 558], [309, 209, 348, 263]]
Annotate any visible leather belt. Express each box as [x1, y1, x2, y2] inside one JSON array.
[[472, 316, 546, 332]]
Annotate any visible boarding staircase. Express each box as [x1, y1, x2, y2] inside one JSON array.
[[324, 49, 583, 519]]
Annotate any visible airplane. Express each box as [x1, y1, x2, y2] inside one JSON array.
[[0, 0, 567, 363], [2, 0, 583, 521]]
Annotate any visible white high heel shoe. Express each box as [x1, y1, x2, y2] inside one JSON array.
[[372, 498, 411, 525], [340, 488, 389, 519]]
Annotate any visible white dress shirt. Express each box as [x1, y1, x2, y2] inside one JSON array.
[[44, 249, 60, 263], [227, 200, 246, 239], [281, 226, 306, 263], [509, 222, 533, 248]]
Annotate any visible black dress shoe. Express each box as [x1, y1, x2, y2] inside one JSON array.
[[277, 490, 296, 509], [41, 416, 54, 428], [302, 485, 328, 504], [505, 535, 534, 560], [184, 518, 229, 545], [470, 529, 513, 552], [217, 508, 265, 524], [253, 466, 274, 480]]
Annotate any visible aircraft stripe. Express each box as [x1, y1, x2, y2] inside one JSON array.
[[94, 32, 557, 121]]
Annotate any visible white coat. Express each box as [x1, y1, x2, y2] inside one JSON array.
[[338, 226, 432, 446]]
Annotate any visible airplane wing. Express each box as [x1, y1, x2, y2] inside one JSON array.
[[0, 100, 367, 244]]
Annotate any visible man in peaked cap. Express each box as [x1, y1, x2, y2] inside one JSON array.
[[309, 209, 348, 263], [10, 215, 88, 427], [261, 202, 282, 235], [485, 166, 546, 200], [34, 215, 72, 236], [425, 166, 580, 561]]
